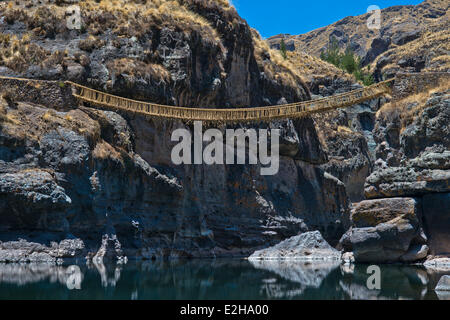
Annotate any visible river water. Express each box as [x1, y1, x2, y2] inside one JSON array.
[[0, 259, 447, 300]]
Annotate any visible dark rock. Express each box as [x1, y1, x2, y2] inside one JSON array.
[[269, 39, 295, 52], [392, 29, 421, 46], [376, 56, 392, 70], [401, 92, 450, 158], [0, 170, 72, 232], [422, 193, 450, 256], [271, 120, 300, 158], [400, 244, 429, 262], [367, 90, 450, 198], [312, 95, 382, 202], [365, 165, 450, 198], [292, 117, 328, 164], [362, 37, 391, 66], [0, 97, 350, 258], [343, 197, 428, 263]]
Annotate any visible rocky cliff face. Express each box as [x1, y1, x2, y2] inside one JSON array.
[[0, 1, 448, 265], [312, 87, 384, 202], [0, 0, 350, 261], [342, 86, 450, 262], [267, 0, 450, 263], [266, 0, 450, 202], [0, 94, 350, 260]]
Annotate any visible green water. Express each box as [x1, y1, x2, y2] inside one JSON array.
[[0, 259, 447, 300]]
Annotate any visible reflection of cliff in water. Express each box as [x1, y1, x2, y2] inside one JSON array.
[[338, 265, 447, 300], [0, 264, 83, 288], [0, 261, 447, 300], [249, 260, 341, 299]]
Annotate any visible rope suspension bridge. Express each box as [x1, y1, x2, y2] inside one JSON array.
[[6, 73, 448, 122], [66, 79, 395, 123]]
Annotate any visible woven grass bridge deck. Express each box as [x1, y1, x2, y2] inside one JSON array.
[[66, 79, 394, 123]]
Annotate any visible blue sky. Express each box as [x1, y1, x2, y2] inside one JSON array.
[[232, 0, 423, 38]]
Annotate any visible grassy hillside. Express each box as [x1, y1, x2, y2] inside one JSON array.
[[268, 0, 449, 75], [0, 0, 311, 107]]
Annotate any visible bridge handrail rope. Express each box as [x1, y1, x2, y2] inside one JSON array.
[[64, 79, 395, 122]]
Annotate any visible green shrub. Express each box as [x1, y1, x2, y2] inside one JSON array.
[[320, 37, 374, 86], [280, 39, 287, 60]]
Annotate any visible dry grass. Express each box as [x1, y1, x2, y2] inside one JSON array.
[[42, 110, 56, 122], [377, 81, 450, 131], [286, 50, 355, 84], [0, 94, 107, 150], [426, 55, 450, 72], [78, 35, 105, 52], [0, 32, 70, 72], [108, 57, 171, 83], [93, 140, 123, 163], [0, 97, 11, 123], [274, 0, 449, 60], [78, 0, 222, 43], [30, 107, 101, 144], [372, 29, 450, 73], [0, 96, 21, 125], [287, 51, 353, 78], [0, 102, 36, 141], [370, 10, 450, 73], [0, 3, 66, 38], [337, 125, 354, 134], [252, 30, 307, 95], [0, 0, 224, 44], [253, 30, 355, 89], [0, 33, 46, 72]]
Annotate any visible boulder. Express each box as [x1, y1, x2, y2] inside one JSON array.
[[342, 198, 428, 263], [400, 244, 429, 262], [248, 231, 341, 261], [351, 198, 420, 228]]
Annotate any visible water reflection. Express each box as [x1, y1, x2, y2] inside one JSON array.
[[249, 260, 340, 299], [0, 264, 83, 289], [89, 260, 122, 288], [0, 260, 447, 300]]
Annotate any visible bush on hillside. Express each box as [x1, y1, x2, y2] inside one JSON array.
[[320, 37, 374, 86]]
